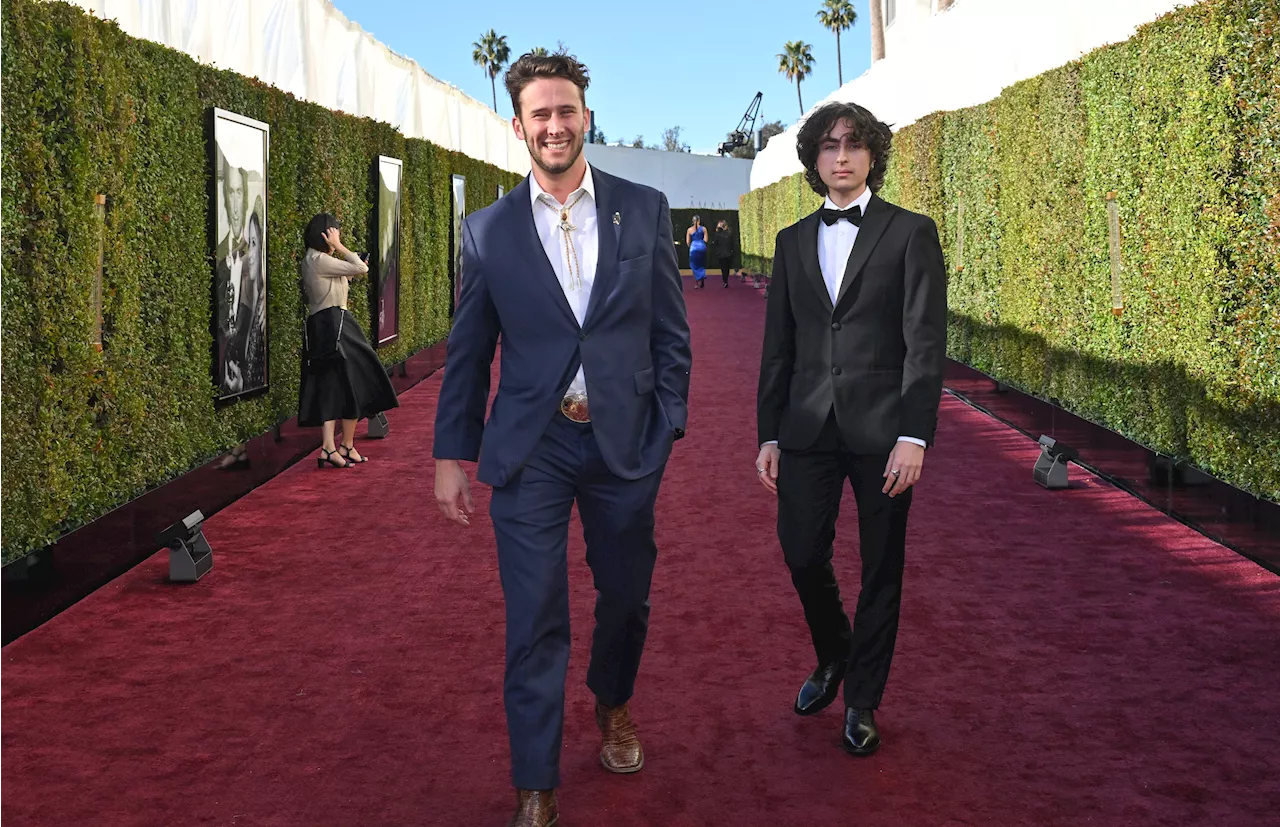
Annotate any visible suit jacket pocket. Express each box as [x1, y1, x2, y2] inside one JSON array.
[[619, 254, 652, 274], [634, 366, 655, 395]]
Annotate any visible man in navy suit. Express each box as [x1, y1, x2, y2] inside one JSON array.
[[433, 52, 690, 827]]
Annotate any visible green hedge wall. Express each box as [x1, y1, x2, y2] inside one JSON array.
[[740, 167, 822, 275], [739, 0, 1280, 502], [0, 0, 522, 562]]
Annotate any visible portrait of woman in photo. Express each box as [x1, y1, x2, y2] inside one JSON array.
[[236, 208, 267, 389]]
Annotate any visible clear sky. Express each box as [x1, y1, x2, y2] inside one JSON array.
[[328, 0, 874, 155]]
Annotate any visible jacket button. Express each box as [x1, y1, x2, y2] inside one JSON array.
[[831, 322, 841, 331], [579, 332, 588, 341], [831, 366, 842, 376]]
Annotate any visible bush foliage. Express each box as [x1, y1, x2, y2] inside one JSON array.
[[0, 0, 521, 561], [739, 0, 1279, 502]]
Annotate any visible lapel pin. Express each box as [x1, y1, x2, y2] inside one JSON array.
[[613, 212, 622, 226]]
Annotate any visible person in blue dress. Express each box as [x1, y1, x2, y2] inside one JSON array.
[[686, 215, 708, 288]]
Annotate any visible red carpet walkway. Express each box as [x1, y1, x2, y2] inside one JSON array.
[[5, 280, 1279, 826]]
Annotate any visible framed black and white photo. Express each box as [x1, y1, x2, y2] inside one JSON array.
[[210, 108, 269, 402], [373, 155, 402, 346], [450, 174, 466, 316]]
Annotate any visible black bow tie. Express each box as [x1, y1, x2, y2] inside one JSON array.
[[820, 205, 863, 226]]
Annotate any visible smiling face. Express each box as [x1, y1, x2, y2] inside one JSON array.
[[816, 118, 872, 206], [512, 77, 589, 179]]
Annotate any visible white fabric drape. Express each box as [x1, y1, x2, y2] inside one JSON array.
[[751, 0, 1202, 190], [67, 0, 530, 174]]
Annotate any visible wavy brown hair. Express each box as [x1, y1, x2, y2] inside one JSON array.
[[504, 52, 590, 118], [796, 102, 892, 196]]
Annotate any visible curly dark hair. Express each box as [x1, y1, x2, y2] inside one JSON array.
[[504, 52, 590, 118], [796, 102, 893, 196]]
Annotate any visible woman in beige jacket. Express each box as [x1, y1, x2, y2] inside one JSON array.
[[298, 213, 398, 468]]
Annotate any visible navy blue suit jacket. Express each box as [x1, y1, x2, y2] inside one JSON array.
[[433, 167, 691, 487]]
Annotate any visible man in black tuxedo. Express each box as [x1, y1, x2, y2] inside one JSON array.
[[755, 102, 947, 756]]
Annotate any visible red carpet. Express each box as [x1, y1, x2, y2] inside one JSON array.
[[5, 278, 1279, 826]]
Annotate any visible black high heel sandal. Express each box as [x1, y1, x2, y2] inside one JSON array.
[[338, 444, 368, 464], [318, 447, 349, 469]]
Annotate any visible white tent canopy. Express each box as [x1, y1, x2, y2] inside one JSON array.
[[67, 0, 531, 175]]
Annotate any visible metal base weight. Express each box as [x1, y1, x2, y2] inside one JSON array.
[[1033, 452, 1070, 489], [158, 510, 214, 583], [168, 535, 213, 582], [367, 412, 390, 438]]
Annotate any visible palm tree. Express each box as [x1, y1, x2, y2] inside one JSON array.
[[777, 41, 815, 116], [529, 41, 568, 57], [471, 29, 510, 111], [869, 0, 885, 62], [816, 0, 857, 86]]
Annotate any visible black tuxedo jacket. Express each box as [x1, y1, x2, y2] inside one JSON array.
[[757, 194, 947, 454]]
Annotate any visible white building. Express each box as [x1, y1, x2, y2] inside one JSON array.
[[584, 145, 752, 211], [883, 0, 960, 61], [751, 0, 1204, 190]]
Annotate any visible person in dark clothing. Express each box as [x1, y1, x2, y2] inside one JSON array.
[[712, 219, 734, 288], [756, 101, 947, 758]]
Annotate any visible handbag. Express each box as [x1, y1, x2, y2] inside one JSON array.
[[304, 306, 346, 371]]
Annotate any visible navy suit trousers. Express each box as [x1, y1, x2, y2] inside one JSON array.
[[489, 415, 665, 790]]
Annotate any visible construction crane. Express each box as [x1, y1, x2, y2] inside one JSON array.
[[717, 92, 763, 156]]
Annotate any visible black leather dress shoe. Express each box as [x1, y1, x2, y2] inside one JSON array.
[[842, 707, 881, 756], [794, 659, 848, 716]]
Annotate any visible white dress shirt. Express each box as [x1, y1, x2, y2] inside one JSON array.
[[818, 188, 873, 304], [530, 166, 599, 398], [762, 188, 926, 450]]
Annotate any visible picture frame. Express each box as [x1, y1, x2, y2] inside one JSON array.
[[373, 155, 403, 346], [209, 108, 270, 402], [450, 174, 466, 317]]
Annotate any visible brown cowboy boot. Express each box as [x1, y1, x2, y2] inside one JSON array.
[[505, 789, 558, 827], [595, 700, 644, 773]]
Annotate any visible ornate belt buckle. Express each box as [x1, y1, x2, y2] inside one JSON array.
[[560, 393, 591, 423]]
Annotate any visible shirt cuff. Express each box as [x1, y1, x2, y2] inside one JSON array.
[[897, 436, 927, 448], [761, 440, 778, 447]]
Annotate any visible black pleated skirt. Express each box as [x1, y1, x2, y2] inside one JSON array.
[[298, 308, 399, 427]]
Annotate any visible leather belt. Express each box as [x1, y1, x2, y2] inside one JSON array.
[[560, 393, 591, 423]]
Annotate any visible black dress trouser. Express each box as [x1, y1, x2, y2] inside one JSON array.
[[776, 411, 912, 709]]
